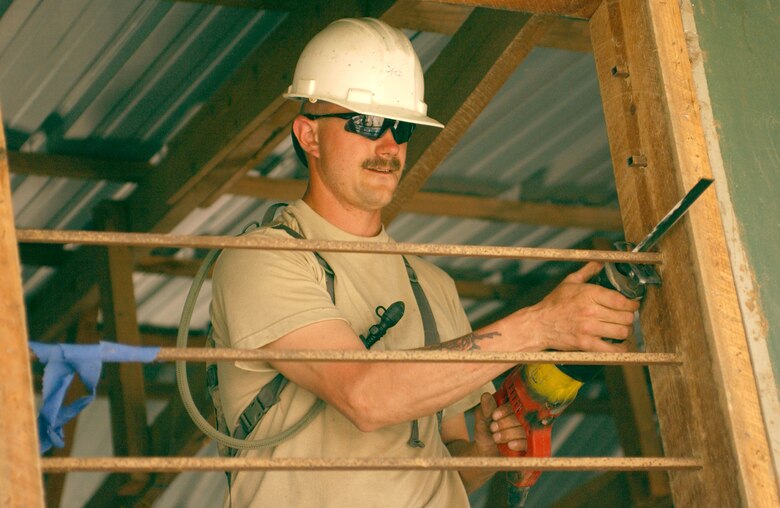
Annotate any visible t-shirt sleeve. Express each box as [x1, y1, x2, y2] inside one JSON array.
[[210, 232, 346, 352]]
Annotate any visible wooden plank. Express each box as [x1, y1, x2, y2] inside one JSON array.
[[93, 201, 151, 497], [24, 0, 396, 345], [590, 1, 779, 506], [382, 9, 552, 223], [428, 0, 602, 19], [8, 151, 150, 182], [382, 0, 473, 34], [175, 0, 304, 9], [0, 108, 45, 507], [385, 2, 591, 52], [230, 176, 623, 230], [538, 17, 591, 53]]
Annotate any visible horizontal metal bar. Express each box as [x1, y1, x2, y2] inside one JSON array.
[[157, 348, 682, 365], [41, 456, 701, 473], [15, 228, 662, 264]]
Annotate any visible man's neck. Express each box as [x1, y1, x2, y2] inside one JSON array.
[[302, 192, 384, 237]]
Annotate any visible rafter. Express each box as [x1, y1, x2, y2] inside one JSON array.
[[429, 0, 601, 19], [382, 9, 552, 223], [8, 151, 149, 182], [384, 1, 591, 52]]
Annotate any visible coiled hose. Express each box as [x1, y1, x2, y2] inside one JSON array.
[[175, 244, 324, 451]]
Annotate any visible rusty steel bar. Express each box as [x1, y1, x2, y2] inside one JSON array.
[[41, 456, 701, 473], [154, 348, 682, 365], [15, 228, 661, 264]]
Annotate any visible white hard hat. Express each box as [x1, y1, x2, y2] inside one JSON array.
[[284, 17, 443, 128]]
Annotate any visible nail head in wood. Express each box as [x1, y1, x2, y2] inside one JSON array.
[[627, 154, 648, 168], [611, 65, 630, 78]]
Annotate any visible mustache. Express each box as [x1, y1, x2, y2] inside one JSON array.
[[361, 157, 402, 172]]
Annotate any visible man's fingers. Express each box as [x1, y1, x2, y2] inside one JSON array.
[[592, 286, 641, 312], [566, 261, 603, 284], [492, 426, 526, 444], [480, 392, 498, 421]]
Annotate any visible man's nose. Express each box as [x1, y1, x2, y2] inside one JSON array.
[[375, 128, 401, 157]]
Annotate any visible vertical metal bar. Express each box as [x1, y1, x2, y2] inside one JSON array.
[[0, 107, 45, 506]]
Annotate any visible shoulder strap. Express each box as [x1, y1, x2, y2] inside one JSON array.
[[402, 256, 444, 447], [403, 256, 439, 346]]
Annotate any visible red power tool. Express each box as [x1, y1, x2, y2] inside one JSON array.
[[493, 362, 587, 506]]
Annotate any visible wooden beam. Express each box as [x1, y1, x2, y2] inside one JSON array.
[[24, 0, 396, 344], [384, 2, 591, 53], [538, 17, 591, 53], [174, 0, 302, 10], [382, 9, 552, 223], [590, 0, 779, 505], [230, 176, 623, 230], [94, 201, 151, 498], [8, 151, 150, 182], [382, 0, 473, 35], [0, 109, 45, 506], [428, 0, 602, 19]]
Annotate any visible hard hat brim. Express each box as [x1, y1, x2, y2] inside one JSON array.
[[284, 94, 444, 129]]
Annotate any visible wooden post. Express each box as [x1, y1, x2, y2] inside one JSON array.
[[94, 201, 151, 498], [590, 0, 779, 506], [0, 108, 45, 505]]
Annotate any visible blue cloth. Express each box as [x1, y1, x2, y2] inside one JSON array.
[[29, 341, 160, 454]]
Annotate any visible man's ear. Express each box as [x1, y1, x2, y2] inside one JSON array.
[[292, 115, 320, 160]]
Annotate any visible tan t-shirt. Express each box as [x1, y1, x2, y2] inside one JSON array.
[[210, 200, 493, 508]]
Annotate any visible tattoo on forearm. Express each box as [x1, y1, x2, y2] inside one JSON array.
[[424, 331, 501, 351]]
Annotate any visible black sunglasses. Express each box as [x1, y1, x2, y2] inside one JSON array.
[[302, 112, 415, 144]]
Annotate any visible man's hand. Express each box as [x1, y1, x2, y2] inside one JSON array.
[[507, 262, 640, 352], [474, 393, 526, 456]]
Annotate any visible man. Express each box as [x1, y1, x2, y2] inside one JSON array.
[[210, 17, 638, 507]]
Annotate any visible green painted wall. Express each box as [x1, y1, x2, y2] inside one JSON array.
[[691, 1, 780, 379]]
